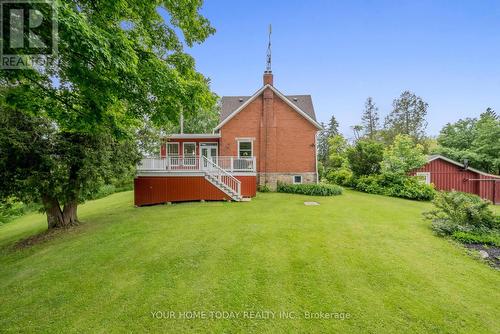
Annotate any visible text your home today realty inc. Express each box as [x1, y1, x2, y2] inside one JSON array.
[[151, 310, 351, 321]]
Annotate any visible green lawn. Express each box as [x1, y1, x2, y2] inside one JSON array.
[[1, 191, 499, 333]]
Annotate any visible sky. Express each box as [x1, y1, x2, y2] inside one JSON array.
[[180, 0, 500, 138]]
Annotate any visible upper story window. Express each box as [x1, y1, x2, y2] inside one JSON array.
[[238, 141, 252, 157], [167, 143, 179, 156]]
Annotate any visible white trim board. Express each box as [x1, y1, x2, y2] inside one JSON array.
[[166, 133, 220, 139], [135, 172, 256, 177], [237, 139, 253, 157], [214, 84, 323, 131]]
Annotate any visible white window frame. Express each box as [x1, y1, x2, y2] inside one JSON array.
[[416, 172, 431, 185], [200, 142, 218, 157], [166, 142, 179, 166], [237, 139, 253, 158], [183, 142, 197, 166], [293, 175, 303, 184]]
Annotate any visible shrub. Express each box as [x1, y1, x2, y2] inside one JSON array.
[[325, 168, 353, 187], [353, 175, 383, 194], [424, 191, 499, 237], [346, 139, 384, 176], [354, 174, 435, 201], [0, 199, 40, 225], [451, 231, 500, 246], [257, 184, 272, 193], [276, 182, 343, 196], [384, 175, 436, 201], [317, 161, 326, 181], [91, 182, 133, 200]]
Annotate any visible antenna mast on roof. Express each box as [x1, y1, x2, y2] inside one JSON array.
[[266, 24, 272, 72]]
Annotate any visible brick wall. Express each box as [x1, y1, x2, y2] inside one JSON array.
[[219, 86, 318, 188]]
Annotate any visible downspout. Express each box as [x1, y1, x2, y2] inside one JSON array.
[[315, 131, 319, 183]]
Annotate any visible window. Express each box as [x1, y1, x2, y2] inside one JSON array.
[[238, 141, 252, 157], [167, 142, 179, 165], [183, 142, 196, 166], [416, 172, 431, 185], [293, 175, 303, 184], [167, 143, 179, 155]]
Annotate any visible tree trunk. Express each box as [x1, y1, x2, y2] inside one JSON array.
[[62, 201, 79, 225], [42, 196, 79, 229]]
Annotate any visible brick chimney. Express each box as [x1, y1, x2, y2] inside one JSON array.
[[260, 71, 276, 186], [263, 71, 273, 86]]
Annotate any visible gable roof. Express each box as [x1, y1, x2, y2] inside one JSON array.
[[216, 85, 322, 131], [427, 155, 500, 179]]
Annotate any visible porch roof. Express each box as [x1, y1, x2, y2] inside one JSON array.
[[166, 133, 220, 139]]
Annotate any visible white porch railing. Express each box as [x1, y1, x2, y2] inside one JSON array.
[[202, 156, 241, 197], [137, 156, 256, 173]]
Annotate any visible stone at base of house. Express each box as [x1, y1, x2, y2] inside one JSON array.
[[257, 172, 317, 190]]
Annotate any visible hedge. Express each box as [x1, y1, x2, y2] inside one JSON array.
[[276, 182, 343, 196]]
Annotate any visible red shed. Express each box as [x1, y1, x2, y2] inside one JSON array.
[[411, 155, 500, 204]]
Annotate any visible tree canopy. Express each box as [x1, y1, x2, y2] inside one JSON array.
[[436, 109, 500, 174], [347, 140, 384, 176], [381, 134, 427, 175], [384, 91, 428, 144], [0, 0, 216, 228]]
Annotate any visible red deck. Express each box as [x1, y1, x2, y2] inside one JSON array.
[[134, 175, 256, 206]]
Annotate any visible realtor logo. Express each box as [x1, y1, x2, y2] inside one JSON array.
[[1, 0, 57, 69]]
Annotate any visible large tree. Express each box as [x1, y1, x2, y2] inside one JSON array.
[[361, 97, 380, 140], [381, 134, 427, 175], [384, 91, 428, 143], [317, 122, 329, 165], [317, 116, 340, 166], [326, 115, 340, 137], [327, 134, 349, 170], [436, 109, 500, 174], [0, 0, 216, 228]]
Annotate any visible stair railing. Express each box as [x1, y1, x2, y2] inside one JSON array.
[[202, 156, 241, 197]]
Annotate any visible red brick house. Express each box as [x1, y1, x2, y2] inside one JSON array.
[[134, 71, 322, 206], [411, 155, 500, 204]]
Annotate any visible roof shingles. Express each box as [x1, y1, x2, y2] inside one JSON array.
[[220, 94, 316, 123]]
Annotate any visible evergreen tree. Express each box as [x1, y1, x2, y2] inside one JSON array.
[[327, 115, 339, 137], [317, 116, 340, 166], [317, 122, 329, 165], [361, 97, 380, 140]]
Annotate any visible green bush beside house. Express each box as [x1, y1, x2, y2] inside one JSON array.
[[277, 182, 343, 196]]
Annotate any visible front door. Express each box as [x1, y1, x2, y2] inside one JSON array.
[[200, 144, 218, 169]]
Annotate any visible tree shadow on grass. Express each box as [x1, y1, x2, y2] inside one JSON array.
[[12, 224, 82, 250]]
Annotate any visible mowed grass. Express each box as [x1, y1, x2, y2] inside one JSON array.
[[0, 191, 499, 333]]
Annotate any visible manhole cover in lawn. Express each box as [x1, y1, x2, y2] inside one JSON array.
[[304, 201, 320, 206]]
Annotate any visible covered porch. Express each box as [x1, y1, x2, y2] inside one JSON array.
[[137, 156, 256, 173], [134, 134, 257, 205]]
